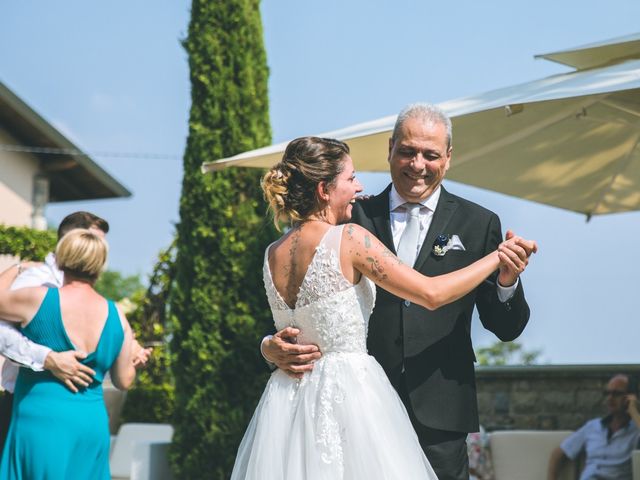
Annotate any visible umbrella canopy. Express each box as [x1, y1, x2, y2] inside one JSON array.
[[202, 33, 640, 217]]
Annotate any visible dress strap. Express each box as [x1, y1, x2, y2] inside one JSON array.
[[262, 240, 289, 311], [318, 225, 345, 259]]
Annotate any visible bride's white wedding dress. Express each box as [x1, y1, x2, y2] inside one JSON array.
[[230, 225, 437, 479]]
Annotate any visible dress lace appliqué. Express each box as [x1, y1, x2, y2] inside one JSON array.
[[232, 224, 437, 479], [295, 243, 353, 308], [261, 225, 376, 472]]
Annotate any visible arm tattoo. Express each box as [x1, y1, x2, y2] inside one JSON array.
[[366, 256, 388, 281], [382, 247, 403, 265], [364, 235, 372, 249], [347, 224, 355, 240]]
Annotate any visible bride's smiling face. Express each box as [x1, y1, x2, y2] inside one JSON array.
[[325, 155, 363, 224]]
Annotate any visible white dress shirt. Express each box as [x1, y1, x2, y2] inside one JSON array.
[[0, 253, 63, 392], [388, 185, 517, 302]]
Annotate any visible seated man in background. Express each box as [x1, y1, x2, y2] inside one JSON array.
[[547, 374, 640, 480]]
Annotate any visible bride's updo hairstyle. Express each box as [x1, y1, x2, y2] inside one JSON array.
[[262, 136, 350, 229]]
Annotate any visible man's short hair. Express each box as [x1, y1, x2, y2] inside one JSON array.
[[57, 211, 109, 240], [611, 373, 636, 394], [392, 102, 453, 148]]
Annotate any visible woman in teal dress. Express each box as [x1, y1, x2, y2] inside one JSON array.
[[0, 229, 137, 479]]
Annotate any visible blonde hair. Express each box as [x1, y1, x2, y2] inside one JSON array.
[[55, 229, 108, 282], [262, 137, 350, 230]]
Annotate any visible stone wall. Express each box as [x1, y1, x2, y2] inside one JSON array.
[[476, 364, 640, 431]]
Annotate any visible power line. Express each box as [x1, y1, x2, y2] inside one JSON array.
[[0, 143, 181, 160]]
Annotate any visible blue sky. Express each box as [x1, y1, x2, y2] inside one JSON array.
[[2, 1, 640, 364]]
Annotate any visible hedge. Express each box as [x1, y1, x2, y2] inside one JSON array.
[[0, 225, 56, 260]]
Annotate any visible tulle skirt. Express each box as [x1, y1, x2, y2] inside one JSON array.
[[231, 352, 437, 479]]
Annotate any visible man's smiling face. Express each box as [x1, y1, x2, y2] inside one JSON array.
[[388, 116, 451, 203]]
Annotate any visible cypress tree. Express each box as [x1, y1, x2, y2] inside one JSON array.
[[170, 1, 275, 477]]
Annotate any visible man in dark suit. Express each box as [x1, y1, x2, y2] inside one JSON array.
[[263, 103, 531, 479]]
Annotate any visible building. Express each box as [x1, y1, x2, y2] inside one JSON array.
[[0, 80, 130, 269], [0, 79, 130, 229]]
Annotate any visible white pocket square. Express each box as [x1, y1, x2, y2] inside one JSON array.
[[449, 234, 465, 251]]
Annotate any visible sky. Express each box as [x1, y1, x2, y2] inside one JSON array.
[[2, 1, 640, 364]]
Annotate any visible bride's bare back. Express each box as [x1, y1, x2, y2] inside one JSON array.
[[268, 222, 351, 309]]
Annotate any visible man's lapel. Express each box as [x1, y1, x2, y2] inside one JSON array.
[[414, 186, 459, 271], [370, 184, 395, 253]]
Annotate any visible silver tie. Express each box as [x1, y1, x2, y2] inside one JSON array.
[[396, 203, 421, 266]]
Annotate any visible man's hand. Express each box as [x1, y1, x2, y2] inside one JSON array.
[[626, 394, 640, 429], [498, 230, 538, 287], [44, 350, 96, 393], [262, 327, 322, 379], [131, 339, 153, 369]]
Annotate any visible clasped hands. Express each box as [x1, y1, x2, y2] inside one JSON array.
[[497, 230, 538, 287]]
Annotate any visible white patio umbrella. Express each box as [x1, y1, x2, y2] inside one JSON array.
[[202, 33, 640, 217]]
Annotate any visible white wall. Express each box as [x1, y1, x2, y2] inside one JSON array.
[[0, 127, 39, 227]]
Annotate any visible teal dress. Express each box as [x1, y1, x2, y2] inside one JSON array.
[[0, 288, 124, 480]]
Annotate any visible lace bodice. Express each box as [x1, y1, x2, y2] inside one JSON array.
[[251, 226, 432, 478], [263, 225, 376, 354]]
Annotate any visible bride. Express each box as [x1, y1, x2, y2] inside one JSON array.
[[230, 136, 535, 479]]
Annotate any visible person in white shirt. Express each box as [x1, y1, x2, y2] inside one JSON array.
[[0, 211, 150, 452], [0, 251, 90, 393], [548, 374, 640, 480], [0, 212, 111, 392]]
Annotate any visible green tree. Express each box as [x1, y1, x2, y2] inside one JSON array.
[[476, 340, 542, 366], [121, 244, 177, 425], [93, 252, 177, 427], [170, 1, 276, 477], [94, 270, 144, 301]]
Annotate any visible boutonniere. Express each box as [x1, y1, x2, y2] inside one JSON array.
[[432, 234, 466, 257], [432, 234, 452, 257]]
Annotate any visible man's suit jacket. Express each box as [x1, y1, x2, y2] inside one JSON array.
[[351, 184, 529, 433]]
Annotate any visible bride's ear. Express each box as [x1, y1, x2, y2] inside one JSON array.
[[316, 181, 330, 202]]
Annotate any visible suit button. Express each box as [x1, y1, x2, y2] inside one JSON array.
[[505, 302, 512, 311], [395, 336, 403, 346], [404, 300, 411, 307]]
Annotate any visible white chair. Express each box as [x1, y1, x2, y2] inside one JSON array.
[[110, 423, 174, 480], [130, 441, 173, 480], [489, 430, 576, 480], [632, 449, 640, 480]]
